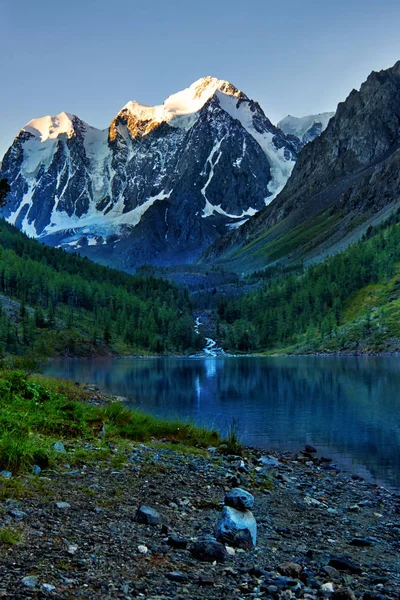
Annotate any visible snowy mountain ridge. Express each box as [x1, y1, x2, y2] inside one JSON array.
[[1, 76, 302, 270], [278, 112, 335, 144]]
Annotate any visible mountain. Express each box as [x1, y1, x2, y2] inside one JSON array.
[[0, 77, 299, 270], [278, 112, 334, 144], [203, 61, 400, 272]]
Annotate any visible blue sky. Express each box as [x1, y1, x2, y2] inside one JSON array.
[[1, 0, 400, 157]]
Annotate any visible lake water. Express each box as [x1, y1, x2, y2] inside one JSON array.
[[43, 356, 400, 491]]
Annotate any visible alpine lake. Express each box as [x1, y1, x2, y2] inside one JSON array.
[[43, 355, 400, 492]]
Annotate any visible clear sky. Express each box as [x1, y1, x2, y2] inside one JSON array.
[[1, 0, 400, 157]]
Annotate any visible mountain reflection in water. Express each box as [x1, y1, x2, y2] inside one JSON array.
[[44, 356, 400, 490]]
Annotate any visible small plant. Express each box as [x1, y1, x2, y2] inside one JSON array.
[[0, 525, 22, 545], [221, 418, 243, 456]]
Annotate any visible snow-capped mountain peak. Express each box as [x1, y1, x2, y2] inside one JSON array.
[[1, 77, 304, 270], [113, 76, 246, 138], [278, 112, 335, 144], [23, 111, 77, 142]]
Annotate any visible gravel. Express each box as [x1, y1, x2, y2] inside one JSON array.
[[0, 442, 399, 598]]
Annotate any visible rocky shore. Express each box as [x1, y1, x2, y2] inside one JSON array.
[[1, 438, 399, 599]]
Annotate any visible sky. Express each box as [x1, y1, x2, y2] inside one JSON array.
[[1, 0, 400, 157]]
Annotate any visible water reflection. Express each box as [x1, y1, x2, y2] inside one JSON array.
[[44, 356, 400, 490]]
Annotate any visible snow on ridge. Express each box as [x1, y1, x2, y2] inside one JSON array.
[[216, 92, 295, 202], [41, 190, 173, 239], [278, 112, 335, 139], [121, 76, 244, 131], [23, 112, 77, 142]]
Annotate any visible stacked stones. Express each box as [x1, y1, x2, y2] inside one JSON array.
[[216, 487, 257, 550]]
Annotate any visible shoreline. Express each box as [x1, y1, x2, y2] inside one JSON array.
[[1, 438, 399, 598], [0, 372, 399, 598]]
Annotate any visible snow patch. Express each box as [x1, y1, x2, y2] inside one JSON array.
[[278, 112, 334, 139], [122, 76, 242, 132]]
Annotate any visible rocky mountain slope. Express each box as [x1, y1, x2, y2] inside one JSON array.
[[203, 61, 400, 272], [0, 78, 300, 270], [278, 112, 334, 144]]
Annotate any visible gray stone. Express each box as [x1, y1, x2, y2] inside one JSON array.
[[224, 487, 254, 511], [33, 464, 41, 475], [321, 565, 342, 583], [167, 571, 188, 583], [328, 557, 362, 574], [216, 506, 257, 548], [42, 583, 56, 592], [21, 576, 38, 588], [332, 588, 356, 600], [190, 538, 228, 562], [55, 501, 71, 509], [167, 534, 189, 549], [135, 505, 161, 526], [278, 562, 303, 578], [0, 470, 12, 478], [258, 455, 279, 468], [349, 537, 372, 547], [53, 442, 66, 454], [9, 509, 27, 521]]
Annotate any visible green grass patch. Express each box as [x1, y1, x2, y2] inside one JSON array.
[[0, 525, 22, 545], [0, 370, 221, 474]]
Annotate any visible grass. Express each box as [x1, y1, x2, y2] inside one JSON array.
[[229, 211, 342, 264], [0, 525, 22, 545], [0, 369, 222, 474]]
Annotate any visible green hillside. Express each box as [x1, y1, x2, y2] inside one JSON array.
[[217, 209, 400, 354], [0, 221, 202, 358]]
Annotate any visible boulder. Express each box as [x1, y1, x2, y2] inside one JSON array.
[[216, 506, 257, 549], [224, 487, 254, 511], [190, 538, 228, 562], [134, 505, 161, 526], [258, 455, 279, 468]]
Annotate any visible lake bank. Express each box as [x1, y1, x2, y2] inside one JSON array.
[[43, 355, 400, 492], [1, 433, 399, 598], [0, 371, 399, 598]]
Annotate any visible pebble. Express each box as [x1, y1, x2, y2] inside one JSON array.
[[55, 501, 71, 509], [21, 576, 38, 588], [42, 583, 56, 592], [167, 571, 188, 582], [53, 441, 66, 453], [0, 470, 12, 478]]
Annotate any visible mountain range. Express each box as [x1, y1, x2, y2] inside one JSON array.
[[0, 77, 305, 270], [2, 61, 400, 278], [204, 60, 400, 272]]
